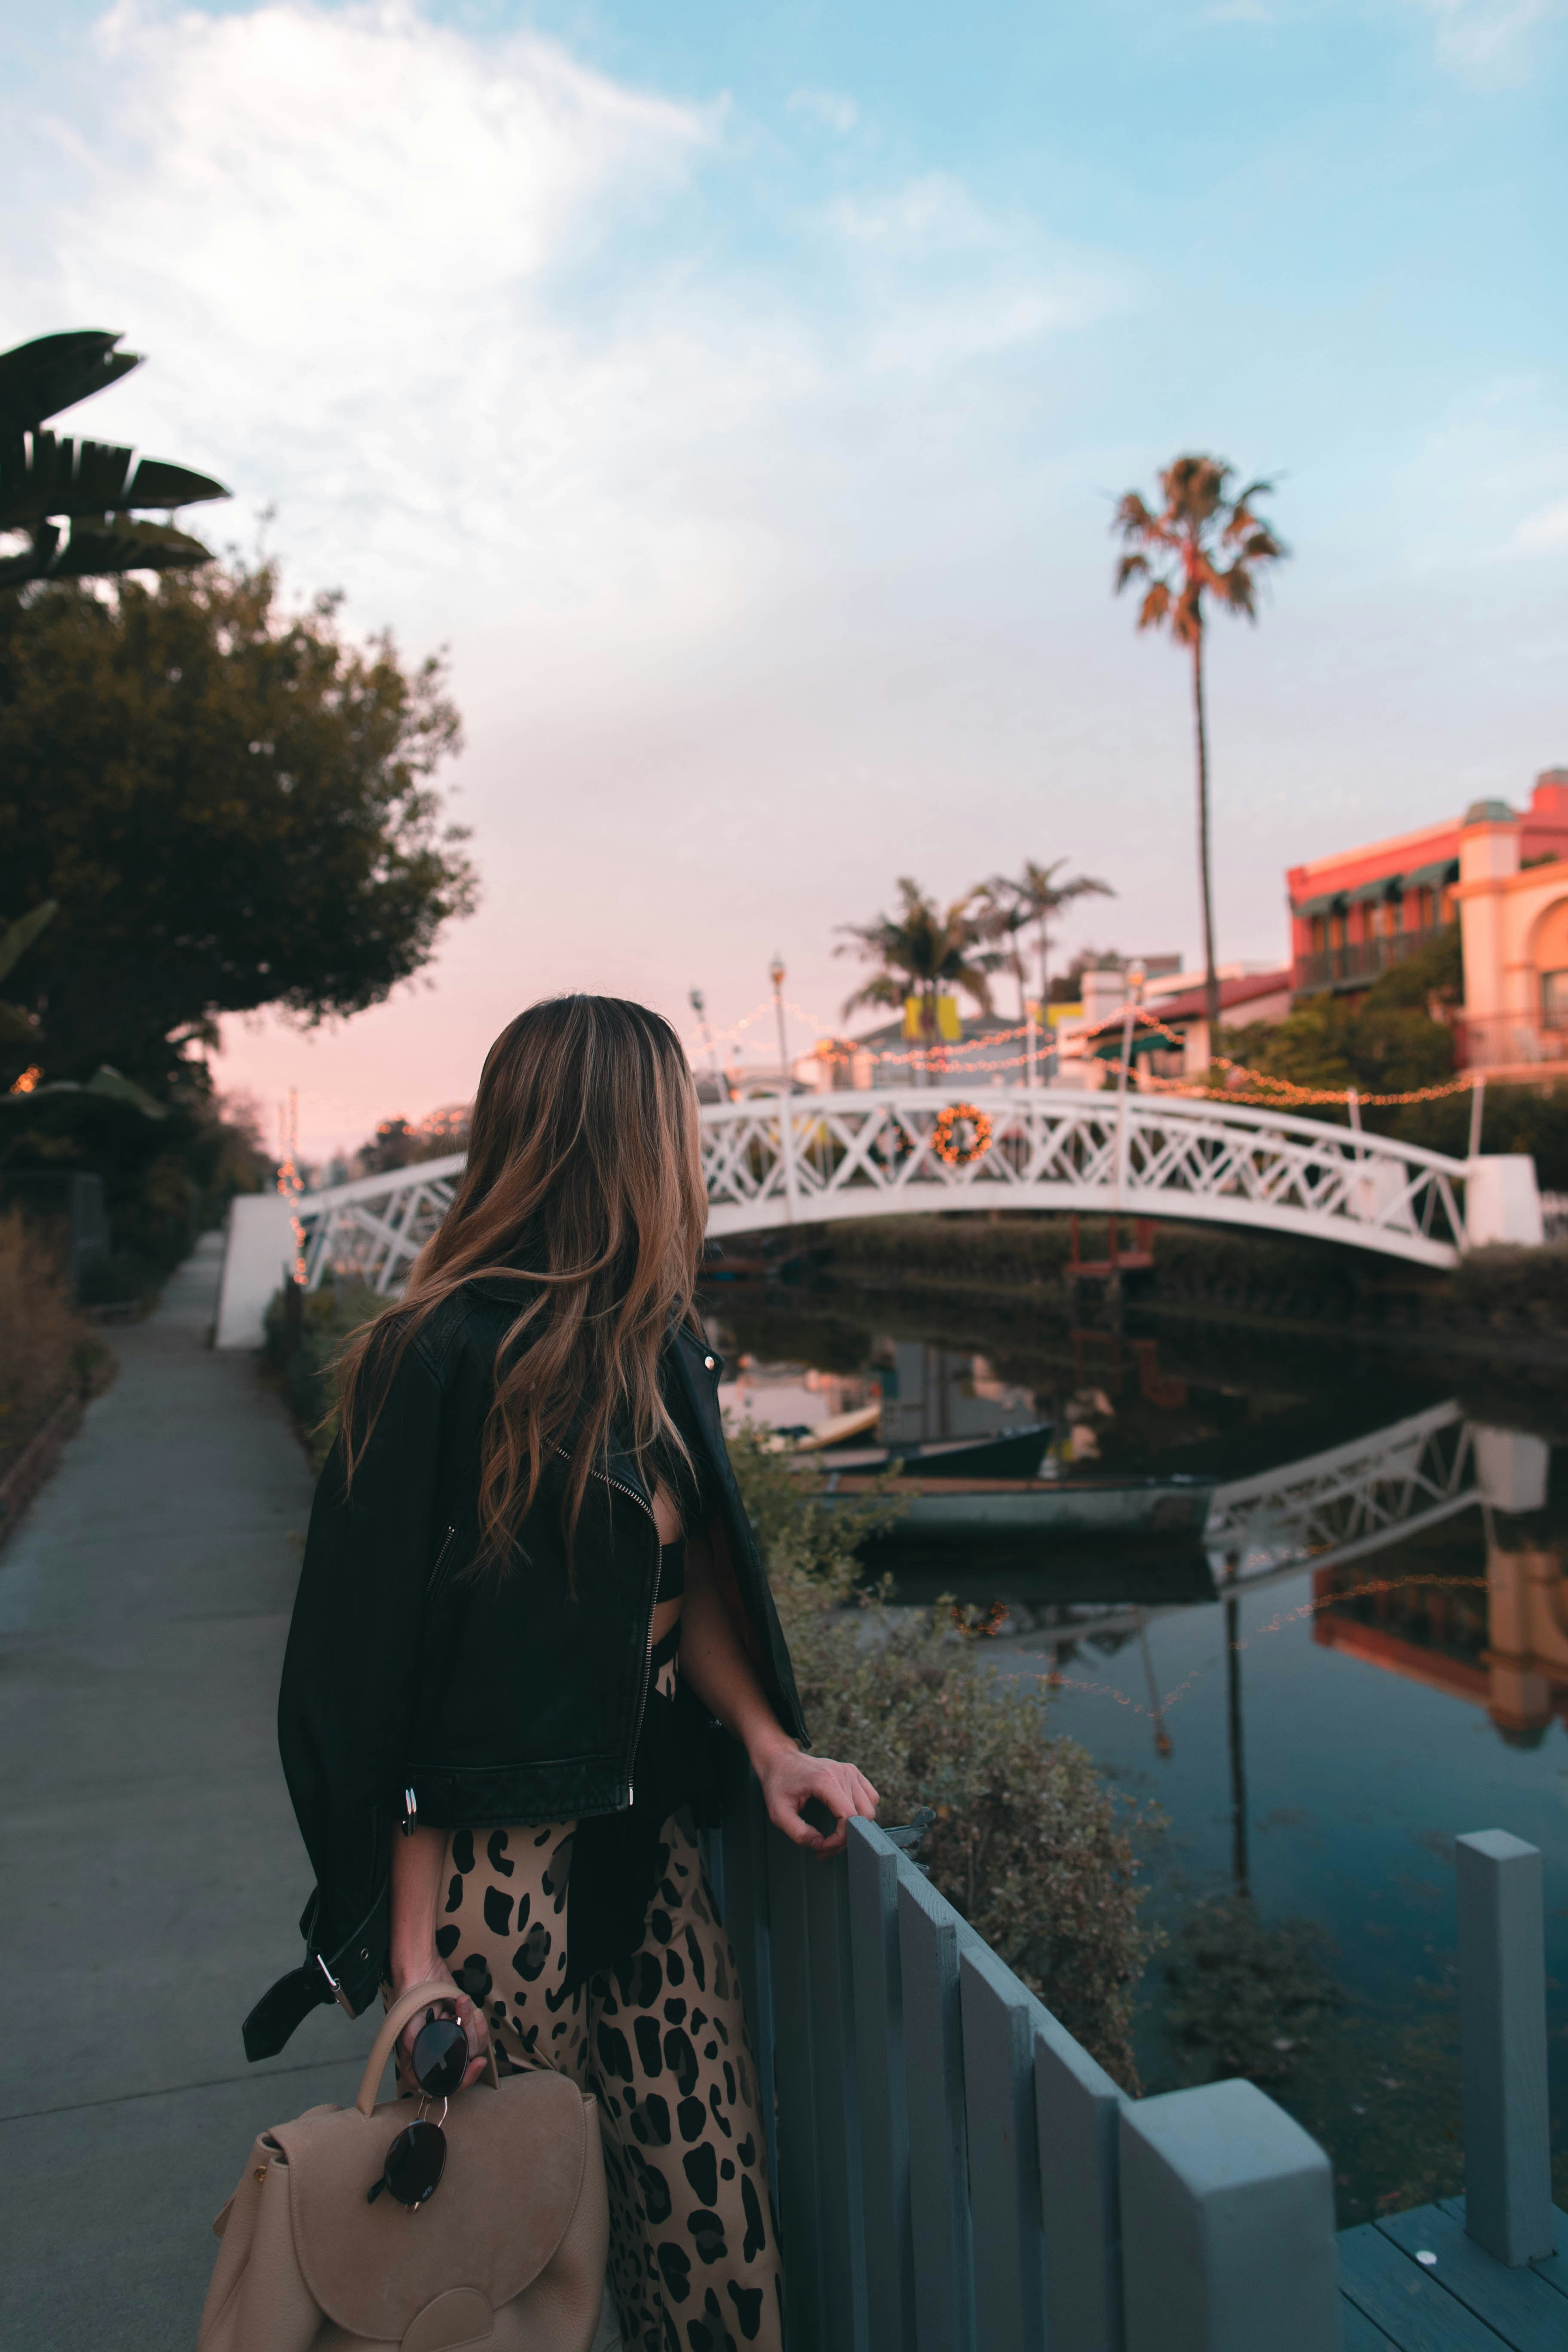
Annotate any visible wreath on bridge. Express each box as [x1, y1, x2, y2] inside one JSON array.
[[931, 1101, 993, 1167]]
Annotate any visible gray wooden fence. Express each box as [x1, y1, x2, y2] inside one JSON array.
[[704, 1764, 1556, 2352]]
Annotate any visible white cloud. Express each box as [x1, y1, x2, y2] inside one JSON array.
[[5, 3, 1136, 1153], [1514, 494, 1568, 550], [3, 4, 1113, 658], [825, 173, 997, 254], [12, 3, 1123, 686], [819, 174, 1127, 374], [9, 2, 765, 645], [787, 86, 859, 134], [1409, 0, 1564, 78]]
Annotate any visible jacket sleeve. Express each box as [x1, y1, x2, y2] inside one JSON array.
[[276, 1333, 444, 2016]]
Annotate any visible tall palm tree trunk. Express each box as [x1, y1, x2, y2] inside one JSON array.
[[1191, 630, 1220, 1051]]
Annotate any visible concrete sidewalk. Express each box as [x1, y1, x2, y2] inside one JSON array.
[[0, 1234, 376, 2349]]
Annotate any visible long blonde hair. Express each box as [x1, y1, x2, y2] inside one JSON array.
[[337, 995, 707, 1562]]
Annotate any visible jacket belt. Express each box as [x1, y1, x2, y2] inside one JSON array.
[[242, 1885, 388, 2060]]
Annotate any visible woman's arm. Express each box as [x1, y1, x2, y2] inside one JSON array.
[[681, 1519, 878, 1856], [387, 1825, 491, 2089]]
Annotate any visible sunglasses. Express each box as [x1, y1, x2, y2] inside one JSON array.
[[367, 2009, 471, 2210]]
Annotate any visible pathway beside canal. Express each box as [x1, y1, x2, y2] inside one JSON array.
[[0, 1234, 376, 2348]]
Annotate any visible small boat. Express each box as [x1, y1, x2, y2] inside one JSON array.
[[795, 1423, 1054, 1480], [819, 1470, 1217, 1544], [790, 1403, 884, 1452]]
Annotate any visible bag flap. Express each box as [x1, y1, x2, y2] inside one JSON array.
[[269, 2072, 590, 2340]]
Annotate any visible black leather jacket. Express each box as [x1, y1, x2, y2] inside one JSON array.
[[243, 1283, 805, 2060]]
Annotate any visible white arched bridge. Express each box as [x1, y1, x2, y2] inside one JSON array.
[[215, 1086, 1543, 1345]]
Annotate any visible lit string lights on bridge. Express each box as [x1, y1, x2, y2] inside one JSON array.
[[687, 996, 1485, 1111]]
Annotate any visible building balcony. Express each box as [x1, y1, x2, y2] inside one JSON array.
[[1294, 923, 1452, 996]]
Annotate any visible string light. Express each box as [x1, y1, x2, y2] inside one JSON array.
[[276, 1089, 307, 1284], [1113, 1006, 1482, 1108], [689, 994, 1485, 1108]]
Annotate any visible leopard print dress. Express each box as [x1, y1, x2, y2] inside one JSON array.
[[434, 1801, 782, 2352]]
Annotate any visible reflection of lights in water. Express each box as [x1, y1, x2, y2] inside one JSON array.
[[1008, 1576, 1493, 1729]]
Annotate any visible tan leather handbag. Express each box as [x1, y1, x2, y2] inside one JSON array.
[[199, 1980, 610, 2352]]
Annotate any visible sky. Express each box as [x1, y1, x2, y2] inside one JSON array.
[[4, 0, 1566, 1158]]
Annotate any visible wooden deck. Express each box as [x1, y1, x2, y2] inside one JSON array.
[[1339, 2200, 1568, 2349]]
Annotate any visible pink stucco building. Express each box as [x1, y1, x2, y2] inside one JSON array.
[[1286, 769, 1568, 1072]]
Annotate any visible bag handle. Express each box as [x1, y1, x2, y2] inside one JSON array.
[[355, 1978, 499, 2117]]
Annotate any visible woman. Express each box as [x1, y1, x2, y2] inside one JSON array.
[[246, 994, 878, 2352]]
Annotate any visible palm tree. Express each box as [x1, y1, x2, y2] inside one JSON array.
[[1113, 456, 1286, 1047], [984, 858, 1115, 1019], [0, 329, 227, 586], [836, 878, 1003, 1081]]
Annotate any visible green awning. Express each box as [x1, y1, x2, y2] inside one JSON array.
[[1345, 876, 1399, 905], [1294, 892, 1341, 919], [1087, 1026, 1177, 1063], [1404, 859, 1459, 890]]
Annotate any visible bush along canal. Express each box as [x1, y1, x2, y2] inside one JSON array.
[[705, 1239, 1568, 2227]]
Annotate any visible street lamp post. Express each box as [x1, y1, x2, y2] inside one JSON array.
[[689, 986, 725, 1101], [768, 956, 798, 1223], [769, 956, 789, 1093]]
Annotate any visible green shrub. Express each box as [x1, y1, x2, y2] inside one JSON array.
[[75, 1247, 163, 1308], [0, 1086, 271, 1276], [263, 1277, 386, 1468], [726, 1425, 1157, 2088], [1227, 928, 1462, 1104]]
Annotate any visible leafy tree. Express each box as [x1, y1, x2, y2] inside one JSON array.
[[835, 877, 1003, 1078], [0, 559, 474, 1090], [0, 900, 56, 1055], [355, 1105, 471, 1176], [1226, 928, 1461, 1109], [1113, 456, 1287, 1043]]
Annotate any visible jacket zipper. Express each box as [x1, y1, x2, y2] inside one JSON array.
[[428, 1522, 459, 1599], [555, 1444, 659, 1805]]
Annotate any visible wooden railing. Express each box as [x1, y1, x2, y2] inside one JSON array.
[[704, 1757, 1557, 2351]]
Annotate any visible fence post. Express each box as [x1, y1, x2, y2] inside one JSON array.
[[768, 1829, 827, 2348], [1456, 1828, 1554, 2265], [804, 1855, 868, 2352], [1034, 2010, 1126, 2352], [1119, 2079, 1340, 2352], [847, 1822, 916, 2352], [897, 1865, 974, 2352], [959, 1940, 1046, 2352]]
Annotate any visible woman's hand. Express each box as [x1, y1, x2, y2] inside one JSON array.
[[754, 1741, 879, 1857], [391, 1963, 492, 2096]]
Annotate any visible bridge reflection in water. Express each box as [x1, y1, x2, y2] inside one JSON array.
[[1212, 1413, 1567, 1752], [964, 1404, 1565, 1900]]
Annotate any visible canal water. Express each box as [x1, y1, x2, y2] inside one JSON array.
[[704, 1278, 1568, 2226]]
